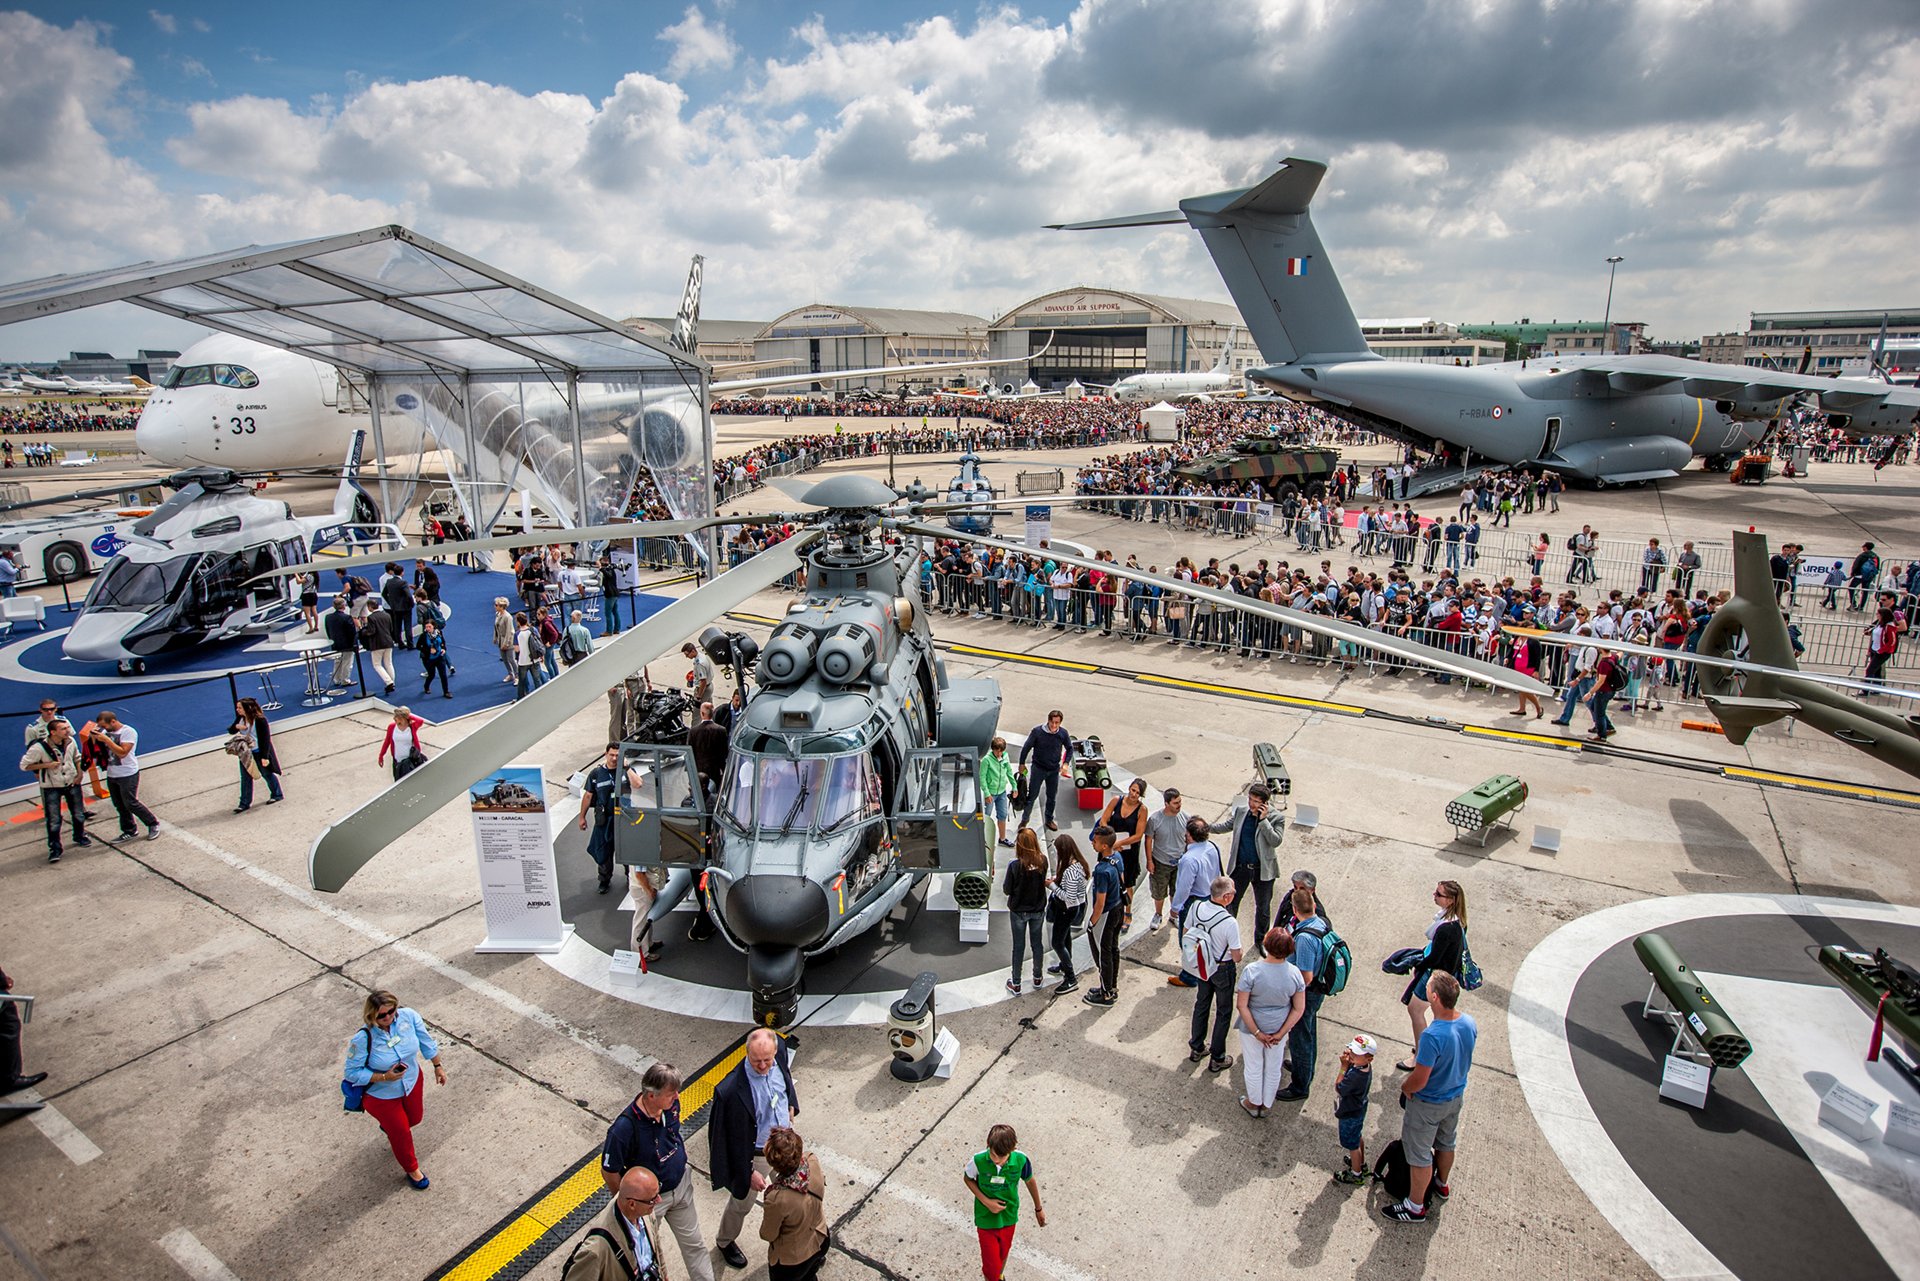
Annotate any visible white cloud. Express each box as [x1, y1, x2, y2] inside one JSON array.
[[3, 2, 1918, 361], [658, 6, 736, 78], [149, 9, 177, 35]]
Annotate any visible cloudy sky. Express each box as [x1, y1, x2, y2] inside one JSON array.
[[3, 0, 1916, 361]]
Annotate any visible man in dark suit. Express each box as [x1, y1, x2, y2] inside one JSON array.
[[708, 1028, 799, 1270], [687, 702, 728, 805]]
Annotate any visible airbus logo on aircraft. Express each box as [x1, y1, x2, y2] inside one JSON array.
[[394, 393, 420, 410]]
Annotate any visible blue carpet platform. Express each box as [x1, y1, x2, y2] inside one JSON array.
[[0, 569, 672, 792]]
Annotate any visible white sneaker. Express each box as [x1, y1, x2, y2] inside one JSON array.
[[1149, 914, 1164, 930]]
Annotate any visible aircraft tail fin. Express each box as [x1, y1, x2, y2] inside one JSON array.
[[670, 254, 704, 356], [1053, 159, 1370, 365], [332, 428, 380, 526], [1211, 329, 1236, 375], [1727, 530, 1798, 670]]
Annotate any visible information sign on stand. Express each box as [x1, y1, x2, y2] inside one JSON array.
[[1817, 1081, 1881, 1143], [1885, 1100, 1920, 1156], [1658, 1054, 1711, 1108], [1024, 505, 1052, 549], [469, 766, 573, 954]]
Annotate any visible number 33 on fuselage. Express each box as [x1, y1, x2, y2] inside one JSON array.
[[134, 333, 428, 469]]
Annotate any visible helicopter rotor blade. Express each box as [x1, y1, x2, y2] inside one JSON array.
[[249, 512, 788, 585], [308, 529, 821, 893], [0, 482, 163, 516], [1511, 627, 1920, 701], [900, 520, 1553, 697]]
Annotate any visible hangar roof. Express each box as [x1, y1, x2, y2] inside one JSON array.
[[991, 286, 1243, 328], [760, 304, 988, 338], [0, 225, 699, 380]]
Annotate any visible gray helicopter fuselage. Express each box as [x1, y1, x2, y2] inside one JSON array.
[[699, 534, 998, 1018], [1252, 356, 1769, 481]]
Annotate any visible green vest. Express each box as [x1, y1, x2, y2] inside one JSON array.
[[970, 1150, 1028, 1229]]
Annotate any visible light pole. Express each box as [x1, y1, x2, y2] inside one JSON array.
[[1602, 255, 1625, 354]]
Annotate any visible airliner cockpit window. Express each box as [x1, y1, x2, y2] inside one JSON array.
[[160, 364, 258, 389]]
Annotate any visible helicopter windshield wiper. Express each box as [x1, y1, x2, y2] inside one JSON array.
[[776, 772, 812, 835]]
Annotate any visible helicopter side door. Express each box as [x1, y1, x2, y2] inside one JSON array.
[[617, 744, 708, 868], [892, 746, 987, 873]]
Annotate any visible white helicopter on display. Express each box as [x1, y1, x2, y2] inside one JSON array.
[[0, 433, 403, 672]]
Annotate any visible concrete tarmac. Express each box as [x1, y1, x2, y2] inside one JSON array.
[[2, 421, 1915, 1281]]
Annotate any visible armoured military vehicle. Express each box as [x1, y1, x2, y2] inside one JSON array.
[[1173, 438, 1339, 499]]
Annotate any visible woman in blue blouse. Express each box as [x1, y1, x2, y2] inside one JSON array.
[[344, 989, 447, 1188]]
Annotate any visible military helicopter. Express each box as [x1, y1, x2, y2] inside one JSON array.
[[0, 432, 401, 672], [272, 476, 1548, 1027], [1515, 530, 1920, 779]]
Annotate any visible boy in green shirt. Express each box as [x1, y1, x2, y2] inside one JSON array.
[[963, 1123, 1045, 1281]]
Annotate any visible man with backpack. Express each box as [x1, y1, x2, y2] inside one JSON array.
[[1274, 885, 1347, 1103], [1384, 972, 1477, 1224], [564, 1165, 667, 1280], [1183, 876, 1243, 1075], [1849, 541, 1881, 611]]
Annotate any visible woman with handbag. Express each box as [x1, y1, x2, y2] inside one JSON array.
[[1397, 880, 1468, 1071], [342, 988, 446, 1190], [227, 697, 284, 812], [1044, 834, 1090, 995], [378, 707, 428, 780], [758, 1126, 828, 1281], [1002, 829, 1048, 995]]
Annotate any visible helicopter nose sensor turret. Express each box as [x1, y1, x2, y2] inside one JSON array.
[[727, 875, 831, 1028]]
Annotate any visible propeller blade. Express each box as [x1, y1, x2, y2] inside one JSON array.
[[1510, 627, 1920, 701], [308, 529, 820, 892], [902, 520, 1553, 696], [250, 513, 784, 585]]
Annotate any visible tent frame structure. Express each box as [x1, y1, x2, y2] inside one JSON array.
[[0, 225, 713, 544]]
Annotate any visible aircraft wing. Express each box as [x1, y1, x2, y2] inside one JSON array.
[[712, 334, 1052, 396], [1569, 353, 1920, 413]]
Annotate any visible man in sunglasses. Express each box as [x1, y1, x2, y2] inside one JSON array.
[[565, 1165, 666, 1281]]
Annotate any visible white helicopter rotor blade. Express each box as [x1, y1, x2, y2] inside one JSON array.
[[902, 521, 1553, 697], [308, 530, 819, 893], [1512, 627, 1920, 701]]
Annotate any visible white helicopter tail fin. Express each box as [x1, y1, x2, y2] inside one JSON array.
[[331, 429, 381, 527], [670, 254, 704, 356]]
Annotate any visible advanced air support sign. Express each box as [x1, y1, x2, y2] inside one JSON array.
[[469, 766, 571, 954]]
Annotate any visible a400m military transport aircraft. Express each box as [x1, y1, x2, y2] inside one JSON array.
[[1054, 158, 1920, 485]]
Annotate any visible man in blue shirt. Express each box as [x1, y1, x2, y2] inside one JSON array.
[[601, 1062, 712, 1281], [1274, 886, 1326, 1103], [1385, 972, 1477, 1223], [710, 1028, 800, 1269], [1083, 825, 1125, 1007], [1167, 817, 1222, 987]]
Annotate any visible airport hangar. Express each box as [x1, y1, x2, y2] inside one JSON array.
[[664, 288, 1508, 394]]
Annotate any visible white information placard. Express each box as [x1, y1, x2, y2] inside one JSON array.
[[1024, 505, 1052, 549], [470, 766, 572, 954], [1818, 1081, 1881, 1143]]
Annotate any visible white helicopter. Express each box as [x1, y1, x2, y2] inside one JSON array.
[[0, 432, 402, 672]]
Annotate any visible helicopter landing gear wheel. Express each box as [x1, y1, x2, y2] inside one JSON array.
[[116, 658, 147, 675]]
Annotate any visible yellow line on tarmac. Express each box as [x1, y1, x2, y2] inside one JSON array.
[[1136, 674, 1365, 716], [1722, 766, 1920, 805], [1462, 725, 1584, 751], [437, 1039, 753, 1281], [948, 643, 1097, 672]]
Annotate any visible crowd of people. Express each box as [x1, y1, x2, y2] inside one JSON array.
[[0, 402, 142, 435]]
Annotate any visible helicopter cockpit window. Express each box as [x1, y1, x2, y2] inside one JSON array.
[[723, 756, 823, 834], [87, 553, 201, 613], [815, 753, 883, 834]]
